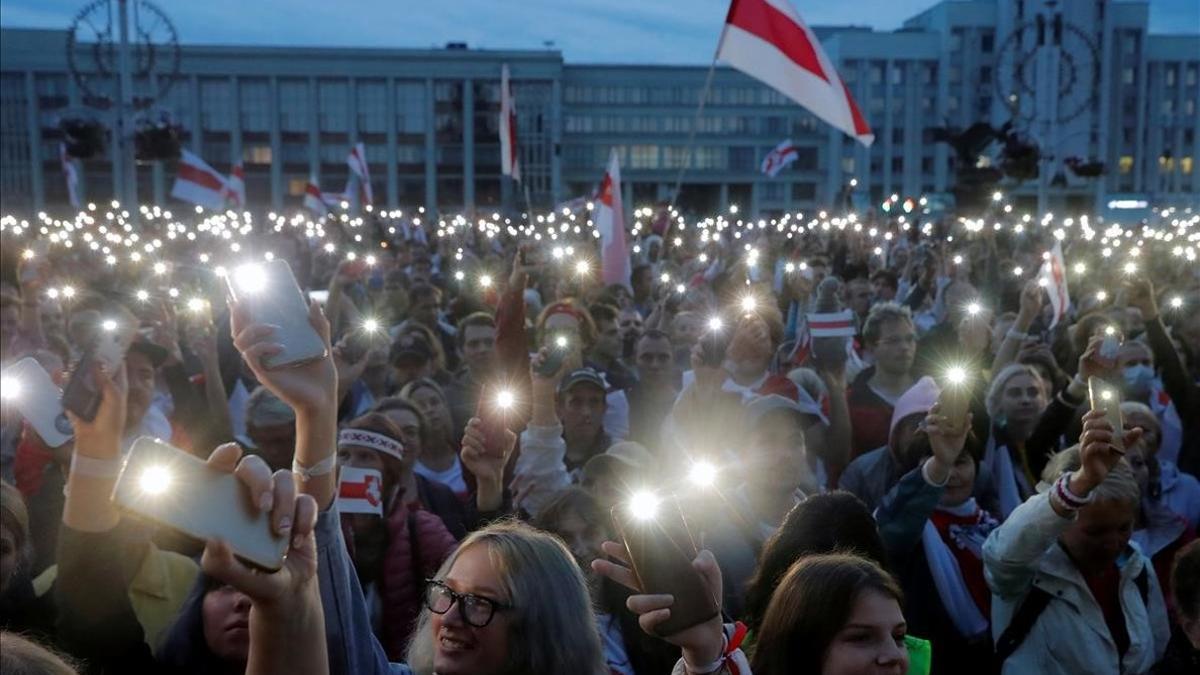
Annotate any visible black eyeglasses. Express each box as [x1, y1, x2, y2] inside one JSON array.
[[424, 579, 512, 628]]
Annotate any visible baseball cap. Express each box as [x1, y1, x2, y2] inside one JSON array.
[[556, 367, 607, 396], [581, 441, 655, 485], [389, 332, 434, 366]]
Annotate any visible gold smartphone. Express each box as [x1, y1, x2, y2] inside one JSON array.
[[226, 259, 327, 370], [112, 437, 289, 571], [937, 366, 972, 436], [1087, 377, 1125, 454], [610, 494, 719, 637]]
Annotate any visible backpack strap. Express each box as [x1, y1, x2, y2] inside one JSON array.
[[994, 585, 1053, 662]]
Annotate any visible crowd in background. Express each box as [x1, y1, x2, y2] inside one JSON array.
[[1, 201, 1199, 674]]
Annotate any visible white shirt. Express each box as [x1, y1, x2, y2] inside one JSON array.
[[414, 457, 468, 498]]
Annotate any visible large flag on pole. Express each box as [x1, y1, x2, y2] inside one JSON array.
[[717, 0, 873, 146], [595, 149, 630, 288], [346, 143, 373, 206], [499, 64, 521, 183], [224, 161, 246, 209], [59, 142, 80, 209], [170, 149, 229, 210], [1037, 241, 1070, 329], [761, 139, 799, 177]]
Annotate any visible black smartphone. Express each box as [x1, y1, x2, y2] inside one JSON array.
[[61, 319, 135, 422], [611, 495, 719, 637]]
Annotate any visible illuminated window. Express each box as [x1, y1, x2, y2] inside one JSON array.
[[1182, 157, 1194, 175], [243, 146, 272, 164], [287, 178, 307, 196], [1158, 156, 1175, 172], [1119, 156, 1133, 174]]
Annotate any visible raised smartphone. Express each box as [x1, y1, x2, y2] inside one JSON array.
[[534, 333, 570, 378], [1087, 376, 1125, 454], [699, 317, 730, 368], [610, 495, 719, 637], [1, 358, 73, 448], [61, 318, 136, 422], [937, 367, 972, 436], [226, 259, 327, 370], [112, 437, 289, 571]]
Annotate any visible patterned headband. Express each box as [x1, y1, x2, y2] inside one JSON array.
[[337, 429, 404, 462]]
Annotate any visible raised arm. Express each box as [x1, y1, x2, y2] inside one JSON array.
[[992, 281, 1043, 374]]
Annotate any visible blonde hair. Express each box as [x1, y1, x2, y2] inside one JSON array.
[[0, 632, 79, 675], [404, 520, 606, 675], [1040, 445, 1140, 505], [986, 363, 1047, 418]]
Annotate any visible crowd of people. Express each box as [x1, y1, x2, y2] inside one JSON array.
[[0, 200, 1198, 674]]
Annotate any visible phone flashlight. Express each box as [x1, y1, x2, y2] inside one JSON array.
[[139, 465, 173, 496], [1169, 297, 1184, 309], [575, 260, 589, 276], [186, 298, 207, 314], [1096, 290, 1109, 302], [362, 318, 381, 334], [965, 301, 982, 317], [707, 316, 723, 332], [62, 286, 77, 299], [740, 296, 757, 313], [660, 272, 671, 284], [454, 270, 466, 281], [495, 389, 515, 410], [945, 366, 968, 386], [675, 283, 686, 295], [479, 274, 494, 289], [0, 376, 19, 400], [554, 334, 569, 349], [627, 490, 661, 522], [1123, 262, 1137, 275], [233, 263, 268, 294], [101, 319, 119, 332], [688, 461, 717, 488]]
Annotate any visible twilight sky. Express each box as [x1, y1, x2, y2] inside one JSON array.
[[2, 0, 1197, 64]]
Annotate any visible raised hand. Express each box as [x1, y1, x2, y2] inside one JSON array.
[[1016, 281, 1044, 327], [592, 541, 726, 667], [1123, 277, 1158, 320], [461, 416, 516, 512], [1071, 409, 1143, 496], [66, 361, 128, 459], [230, 299, 336, 415], [923, 403, 971, 484], [1077, 335, 1116, 381]]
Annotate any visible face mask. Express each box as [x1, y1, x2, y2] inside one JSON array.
[[1123, 364, 1156, 398]]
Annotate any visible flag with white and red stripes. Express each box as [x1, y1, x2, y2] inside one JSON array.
[[761, 138, 799, 176], [1037, 241, 1070, 329], [499, 64, 521, 182], [224, 161, 246, 209], [717, 0, 873, 146], [346, 143, 374, 206], [807, 309, 857, 337], [59, 142, 80, 209], [170, 149, 230, 210], [595, 148, 629, 288], [303, 175, 331, 216], [337, 466, 384, 516]]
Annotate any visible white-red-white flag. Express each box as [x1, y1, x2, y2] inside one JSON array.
[[303, 175, 330, 217], [1037, 241, 1070, 329], [337, 466, 384, 516], [806, 309, 857, 337], [346, 143, 373, 206], [170, 149, 230, 210], [59, 142, 80, 209], [499, 64, 521, 182], [761, 138, 799, 177], [717, 0, 873, 146], [224, 161, 246, 209], [595, 148, 630, 288]]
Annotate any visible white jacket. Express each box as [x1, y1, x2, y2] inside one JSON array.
[[982, 492, 1170, 675]]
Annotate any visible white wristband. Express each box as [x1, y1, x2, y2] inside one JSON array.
[[683, 632, 728, 675], [69, 453, 123, 479], [292, 454, 337, 483]]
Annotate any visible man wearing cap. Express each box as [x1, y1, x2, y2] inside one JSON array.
[[388, 331, 437, 393], [697, 393, 820, 618], [579, 441, 656, 510], [557, 368, 613, 471], [839, 376, 941, 511]]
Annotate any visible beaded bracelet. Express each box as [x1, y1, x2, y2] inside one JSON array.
[[292, 454, 337, 483]]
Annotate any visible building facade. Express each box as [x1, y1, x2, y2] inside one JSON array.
[[1, 0, 1196, 217]]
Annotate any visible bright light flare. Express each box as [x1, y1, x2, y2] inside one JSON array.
[[575, 260, 589, 276], [479, 274, 494, 289], [495, 389, 515, 409], [966, 301, 982, 316], [1169, 296, 1184, 309], [627, 490, 661, 521], [945, 366, 968, 385], [233, 263, 268, 294], [707, 316, 724, 332], [740, 296, 757, 312], [362, 318, 380, 333], [138, 466, 173, 496], [186, 298, 207, 314], [101, 319, 118, 332], [554, 334, 569, 349], [0, 377, 19, 401], [688, 461, 717, 487]]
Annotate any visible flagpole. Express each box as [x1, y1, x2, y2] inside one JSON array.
[[667, 44, 722, 212]]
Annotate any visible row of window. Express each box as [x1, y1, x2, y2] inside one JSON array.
[[1118, 156, 1196, 175], [563, 84, 793, 107], [562, 114, 821, 136]]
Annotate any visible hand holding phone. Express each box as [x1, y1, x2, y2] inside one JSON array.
[[113, 439, 293, 571], [226, 260, 327, 370], [610, 493, 720, 637], [62, 318, 135, 423], [937, 366, 972, 437], [1087, 377, 1125, 454]]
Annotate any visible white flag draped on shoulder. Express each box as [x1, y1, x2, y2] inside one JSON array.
[[499, 64, 521, 182], [224, 161, 245, 209], [595, 149, 630, 288], [761, 138, 799, 177], [59, 143, 80, 209], [717, 0, 873, 146], [346, 143, 373, 206], [1037, 241, 1070, 329], [170, 149, 230, 210]]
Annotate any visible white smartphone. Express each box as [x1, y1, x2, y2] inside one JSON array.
[[1, 358, 73, 448], [112, 437, 290, 571], [226, 259, 326, 369]]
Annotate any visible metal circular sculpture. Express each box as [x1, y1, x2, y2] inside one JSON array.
[[66, 0, 181, 110], [994, 16, 1100, 127]]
